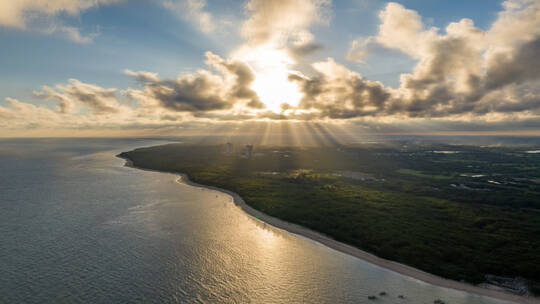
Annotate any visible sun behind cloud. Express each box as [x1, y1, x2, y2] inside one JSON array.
[[233, 44, 303, 112], [0, 0, 539, 136]]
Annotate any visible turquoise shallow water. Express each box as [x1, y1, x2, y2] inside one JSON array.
[[0, 139, 514, 303]]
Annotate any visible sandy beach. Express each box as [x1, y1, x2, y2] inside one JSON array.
[[122, 157, 538, 304]]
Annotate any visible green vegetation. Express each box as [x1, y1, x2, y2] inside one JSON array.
[[119, 142, 540, 287]]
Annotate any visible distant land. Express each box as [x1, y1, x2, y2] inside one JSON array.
[[119, 140, 540, 299]]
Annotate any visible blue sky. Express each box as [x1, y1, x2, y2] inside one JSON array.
[[0, 0, 538, 136], [0, 0, 503, 104]]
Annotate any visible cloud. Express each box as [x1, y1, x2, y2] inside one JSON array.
[[374, 2, 439, 58], [163, 0, 215, 33], [288, 41, 324, 58], [485, 37, 540, 91], [2, 0, 540, 136], [34, 79, 123, 114], [241, 0, 330, 48], [0, 0, 120, 42], [225, 0, 332, 111], [205, 52, 265, 109], [125, 52, 264, 112], [289, 58, 392, 119], [335, 0, 540, 119], [0, 97, 62, 130], [126, 69, 231, 112], [346, 37, 379, 62], [0, 81, 187, 133], [55, 25, 100, 44]]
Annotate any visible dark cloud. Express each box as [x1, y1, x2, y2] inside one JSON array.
[[324, 2, 540, 120], [141, 75, 232, 112], [126, 52, 264, 113], [206, 52, 265, 109], [123, 1, 540, 121], [288, 42, 323, 57], [288, 59, 392, 119], [485, 37, 540, 91]]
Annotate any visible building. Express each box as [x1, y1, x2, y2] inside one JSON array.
[[245, 144, 253, 158], [225, 142, 233, 154]]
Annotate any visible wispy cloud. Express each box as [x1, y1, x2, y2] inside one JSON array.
[[163, 0, 215, 33], [0, 0, 120, 42]]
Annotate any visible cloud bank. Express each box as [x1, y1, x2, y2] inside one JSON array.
[[331, 0, 540, 119], [2, 0, 540, 135]]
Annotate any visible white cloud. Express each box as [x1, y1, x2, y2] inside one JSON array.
[[163, 0, 215, 33], [2, 0, 540, 136], [346, 37, 379, 62], [0, 0, 120, 42], [241, 0, 330, 47], [374, 2, 439, 58], [338, 1, 540, 118]]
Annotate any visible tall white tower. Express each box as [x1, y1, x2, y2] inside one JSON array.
[[245, 144, 253, 158]]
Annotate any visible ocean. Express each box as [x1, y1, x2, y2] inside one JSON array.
[[0, 138, 512, 303]]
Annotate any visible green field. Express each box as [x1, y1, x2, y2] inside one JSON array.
[[119, 142, 540, 292]]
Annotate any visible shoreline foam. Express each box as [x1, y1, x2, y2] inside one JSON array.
[[120, 156, 538, 304]]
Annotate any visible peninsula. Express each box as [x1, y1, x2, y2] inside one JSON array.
[[118, 142, 540, 302]]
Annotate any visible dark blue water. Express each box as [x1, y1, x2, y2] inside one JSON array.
[[0, 139, 513, 303]]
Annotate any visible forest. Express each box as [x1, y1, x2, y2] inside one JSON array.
[[119, 140, 540, 292]]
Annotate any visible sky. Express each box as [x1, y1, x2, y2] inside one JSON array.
[[0, 0, 539, 137]]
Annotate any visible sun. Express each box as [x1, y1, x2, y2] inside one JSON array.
[[233, 45, 302, 112]]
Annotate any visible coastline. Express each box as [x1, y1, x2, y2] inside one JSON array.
[[120, 156, 538, 304]]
